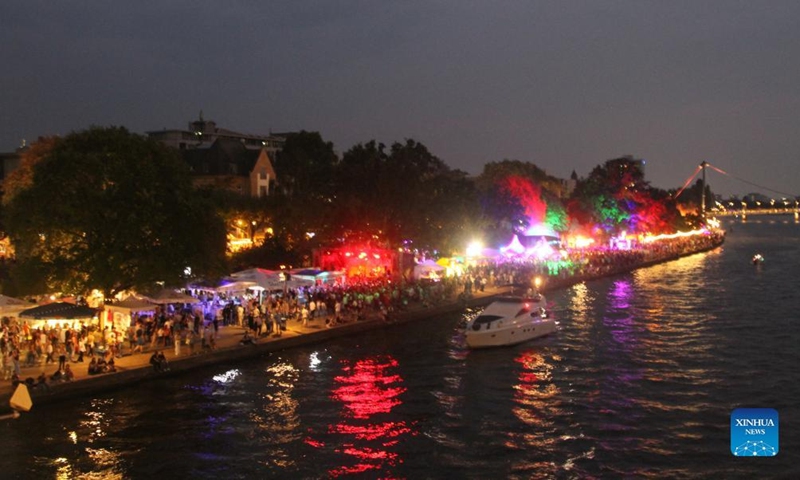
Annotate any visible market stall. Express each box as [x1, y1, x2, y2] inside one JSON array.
[[103, 296, 156, 331], [18, 302, 98, 330]]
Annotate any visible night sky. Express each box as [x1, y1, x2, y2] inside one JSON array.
[[3, 1, 800, 198]]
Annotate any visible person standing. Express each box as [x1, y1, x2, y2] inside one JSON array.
[[2, 351, 13, 380], [308, 299, 316, 319], [57, 344, 67, 371], [273, 313, 282, 337], [45, 341, 54, 365], [12, 350, 21, 378], [76, 337, 85, 363]]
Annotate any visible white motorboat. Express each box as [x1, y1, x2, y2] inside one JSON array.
[[465, 294, 555, 349]]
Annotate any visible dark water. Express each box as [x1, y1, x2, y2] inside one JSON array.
[[2, 219, 798, 479]]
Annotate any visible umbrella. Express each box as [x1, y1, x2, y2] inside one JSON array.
[[19, 302, 97, 320], [144, 289, 200, 305]]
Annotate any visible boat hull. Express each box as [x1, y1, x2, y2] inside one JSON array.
[[465, 318, 556, 349]]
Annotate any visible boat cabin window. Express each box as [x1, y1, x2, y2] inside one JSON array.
[[472, 315, 503, 331]]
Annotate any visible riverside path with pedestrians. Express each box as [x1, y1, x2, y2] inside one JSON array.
[[0, 229, 724, 415], [0, 284, 512, 414]]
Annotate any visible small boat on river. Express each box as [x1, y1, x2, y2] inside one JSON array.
[[752, 254, 764, 265], [465, 294, 555, 349]]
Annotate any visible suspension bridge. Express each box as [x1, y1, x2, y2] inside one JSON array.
[[675, 161, 799, 222]]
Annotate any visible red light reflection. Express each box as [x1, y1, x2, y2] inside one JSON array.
[[305, 355, 414, 478]]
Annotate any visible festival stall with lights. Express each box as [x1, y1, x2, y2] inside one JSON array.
[[412, 259, 446, 281], [290, 268, 345, 287], [499, 228, 560, 261], [102, 295, 156, 331], [313, 245, 396, 280], [144, 288, 201, 305], [18, 302, 98, 330]]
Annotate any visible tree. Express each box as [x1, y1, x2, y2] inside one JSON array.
[[568, 156, 686, 235], [568, 157, 644, 235], [476, 159, 565, 198], [475, 160, 568, 244], [273, 131, 339, 198], [2, 127, 228, 297], [2, 136, 60, 204], [333, 140, 389, 241], [333, 138, 477, 252]]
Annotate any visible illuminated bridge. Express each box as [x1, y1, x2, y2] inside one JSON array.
[[712, 207, 800, 221], [677, 161, 799, 222]]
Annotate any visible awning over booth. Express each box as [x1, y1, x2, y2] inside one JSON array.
[[144, 289, 200, 305], [19, 302, 97, 320], [105, 296, 155, 313]]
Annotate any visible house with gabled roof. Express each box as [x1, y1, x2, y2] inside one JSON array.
[[146, 114, 283, 198], [181, 137, 277, 197]]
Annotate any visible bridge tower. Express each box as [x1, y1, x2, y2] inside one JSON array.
[[700, 161, 708, 223]]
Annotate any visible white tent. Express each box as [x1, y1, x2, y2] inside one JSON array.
[[0, 294, 32, 317], [103, 296, 156, 330], [214, 279, 259, 293], [106, 296, 155, 313], [230, 268, 285, 290], [413, 260, 445, 280], [145, 289, 200, 305]]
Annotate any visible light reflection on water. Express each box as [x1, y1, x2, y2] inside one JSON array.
[[3, 222, 799, 478], [305, 355, 413, 477]]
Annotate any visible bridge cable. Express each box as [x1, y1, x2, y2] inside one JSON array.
[[673, 165, 702, 199], [706, 163, 796, 198]]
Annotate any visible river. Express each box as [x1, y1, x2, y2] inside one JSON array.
[[1, 219, 798, 479]]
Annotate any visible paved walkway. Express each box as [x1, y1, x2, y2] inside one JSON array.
[[2, 314, 365, 396], [1, 286, 510, 410]]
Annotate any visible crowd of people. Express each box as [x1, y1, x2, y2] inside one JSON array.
[[2, 229, 724, 389]]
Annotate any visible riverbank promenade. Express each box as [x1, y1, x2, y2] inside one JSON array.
[[1, 230, 724, 414], [0, 285, 511, 413]]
